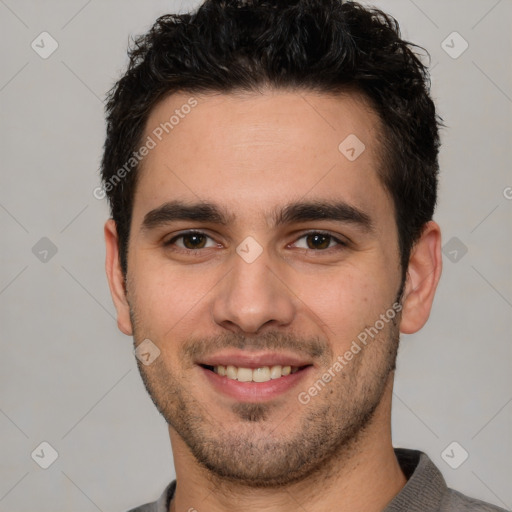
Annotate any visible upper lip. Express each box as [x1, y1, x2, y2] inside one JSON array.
[[197, 351, 313, 369]]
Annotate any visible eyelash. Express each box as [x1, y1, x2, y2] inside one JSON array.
[[163, 230, 348, 253]]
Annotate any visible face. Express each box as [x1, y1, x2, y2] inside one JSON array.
[[108, 90, 418, 487]]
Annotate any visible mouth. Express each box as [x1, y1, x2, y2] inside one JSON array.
[[200, 364, 308, 383], [198, 353, 314, 402]]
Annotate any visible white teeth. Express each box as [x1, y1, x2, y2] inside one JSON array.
[[226, 365, 237, 379], [212, 364, 301, 382], [269, 365, 282, 379], [237, 367, 253, 382], [253, 366, 270, 382]]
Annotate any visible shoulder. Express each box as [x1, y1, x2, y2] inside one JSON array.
[[441, 488, 510, 512], [126, 504, 156, 512], [390, 449, 509, 512], [125, 480, 176, 512]]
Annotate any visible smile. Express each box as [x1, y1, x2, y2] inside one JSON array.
[[202, 364, 302, 383], [200, 363, 313, 401]]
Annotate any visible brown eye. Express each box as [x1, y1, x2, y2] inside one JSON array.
[[165, 231, 216, 251], [181, 233, 207, 249], [292, 231, 346, 251], [305, 233, 332, 250]]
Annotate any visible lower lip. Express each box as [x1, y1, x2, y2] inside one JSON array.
[[200, 366, 313, 402]]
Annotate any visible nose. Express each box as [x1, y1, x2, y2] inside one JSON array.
[[211, 248, 296, 334]]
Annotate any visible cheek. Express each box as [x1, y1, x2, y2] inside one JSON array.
[[128, 257, 217, 339], [302, 267, 392, 342]]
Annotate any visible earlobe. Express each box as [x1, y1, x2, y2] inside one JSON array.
[[399, 221, 442, 334], [104, 219, 133, 336]]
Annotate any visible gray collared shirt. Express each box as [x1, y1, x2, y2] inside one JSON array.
[[127, 449, 509, 512]]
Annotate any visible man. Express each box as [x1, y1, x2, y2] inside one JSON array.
[[101, 0, 507, 511]]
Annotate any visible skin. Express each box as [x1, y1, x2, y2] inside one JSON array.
[[105, 89, 442, 512]]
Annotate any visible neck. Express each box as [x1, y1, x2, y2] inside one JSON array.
[[168, 384, 406, 512]]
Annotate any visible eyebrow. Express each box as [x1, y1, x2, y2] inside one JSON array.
[[141, 201, 233, 231], [275, 200, 373, 232], [141, 199, 373, 232]]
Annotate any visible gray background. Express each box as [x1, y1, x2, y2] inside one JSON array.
[[1, 0, 511, 510]]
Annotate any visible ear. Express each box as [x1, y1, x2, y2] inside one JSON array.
[[104, 219, 133, 335], [399, 221, 442, 334]]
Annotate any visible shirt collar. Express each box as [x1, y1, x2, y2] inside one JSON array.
[[384, 449, 447, 511], [156, 449, 445, 512]]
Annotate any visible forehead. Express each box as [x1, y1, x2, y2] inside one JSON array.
[[133, 89, 391, 226]]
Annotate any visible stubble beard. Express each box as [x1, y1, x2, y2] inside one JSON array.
[[131, 308, 401, 488]]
